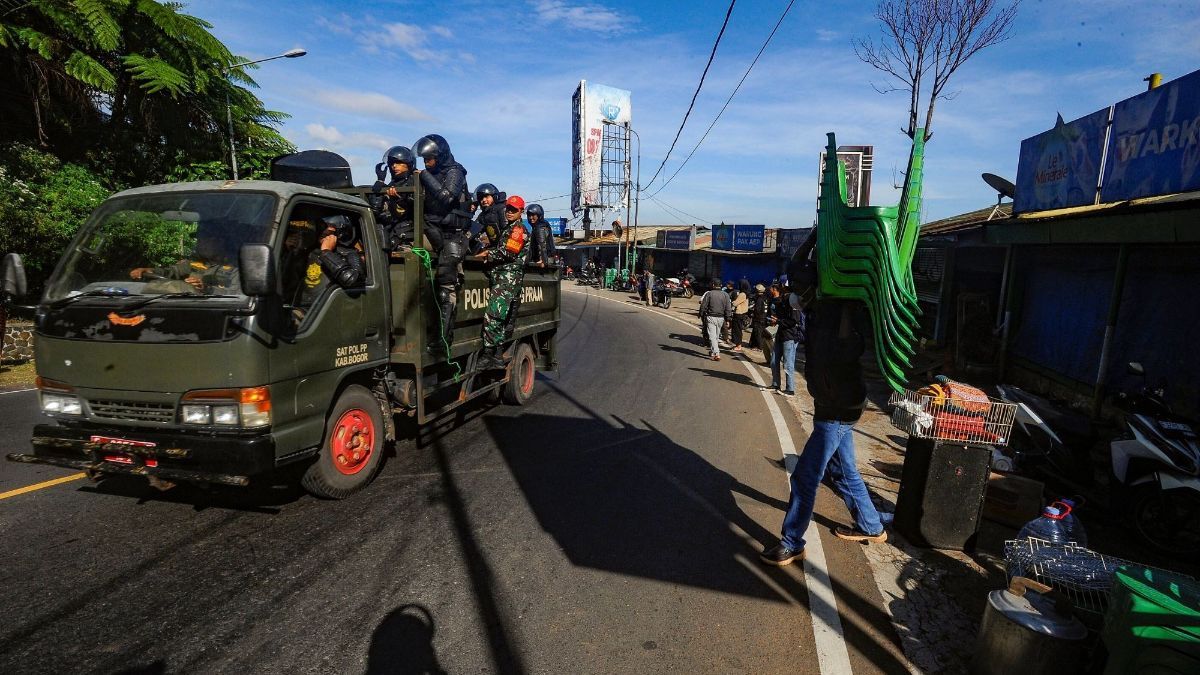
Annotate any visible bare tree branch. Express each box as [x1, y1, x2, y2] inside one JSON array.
[[856, 0, 1020, 140]]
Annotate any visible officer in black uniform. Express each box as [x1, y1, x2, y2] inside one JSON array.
[[526, 203, 557, 269], [413, 134, 472, 351], [371, 145, 417, 250], [470, 183, 506, 253], [316, 214, 366, 289]]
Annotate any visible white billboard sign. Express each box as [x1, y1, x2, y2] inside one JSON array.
[[572, 80, 632, 215]]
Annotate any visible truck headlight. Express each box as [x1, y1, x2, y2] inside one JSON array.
[[37, 377, 82, 416], [180, 386, 271, 428], [41, 392, 82, 415]]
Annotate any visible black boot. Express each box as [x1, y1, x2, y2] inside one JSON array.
[[432, 286, 456, 354]]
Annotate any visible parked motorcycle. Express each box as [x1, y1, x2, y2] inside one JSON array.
[[1109, 362, 1200, 555], [995, 383, 1098, 487], [660, 277, 693, 299], [652, 282, 671, 309]]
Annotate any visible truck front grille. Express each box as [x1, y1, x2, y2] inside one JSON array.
[[89, 399, 176, 424]]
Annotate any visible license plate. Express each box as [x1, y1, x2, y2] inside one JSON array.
[[90, 435, 156, 448]]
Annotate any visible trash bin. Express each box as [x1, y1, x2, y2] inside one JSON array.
[[894, 437, 992, 550], [1101, 565, 1200, 674]]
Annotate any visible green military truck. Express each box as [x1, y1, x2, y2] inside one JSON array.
[[5, 166, 560, 498]]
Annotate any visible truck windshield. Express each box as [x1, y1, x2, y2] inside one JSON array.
[[44, 192, 277, 304]]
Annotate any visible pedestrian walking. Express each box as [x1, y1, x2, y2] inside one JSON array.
[[731, 279, 751, 353], [749, 283, 769, 355], [698, 278, 732, 361], [766, 288, 805, 396], [760, 298, 887, 567], [644, 268, 655, 306]]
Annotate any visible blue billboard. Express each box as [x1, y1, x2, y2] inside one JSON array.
[[662, 229, 693, 250], [777, 228, 812, 259], [712, 224, 733, 250], [549, 217, 568, 237], [1014, 107, 1110, 213], [1101, 68, 1200, 202], [732, 225, 765, 252]]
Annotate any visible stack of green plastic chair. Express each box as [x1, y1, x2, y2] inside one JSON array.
[[816, 130, 925, 391]]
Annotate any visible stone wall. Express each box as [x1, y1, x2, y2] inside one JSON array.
[[2, 321, 34, 363]]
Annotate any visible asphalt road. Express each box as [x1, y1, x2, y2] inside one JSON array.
[[0, 286, 905, 674]]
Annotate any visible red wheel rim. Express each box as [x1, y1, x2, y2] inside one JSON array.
[[520, 354, 535, 396], [330, 408, 375, 475]]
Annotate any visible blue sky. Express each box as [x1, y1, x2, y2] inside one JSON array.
[[191, 0, 1199, 227]]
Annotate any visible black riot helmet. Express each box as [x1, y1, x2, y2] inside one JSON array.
[[321, 214, 357, 247], [474, 183, 499, 202], [413, 134, 453, 165], [525, 203, 545, 219], [384, 145, 415, 177]]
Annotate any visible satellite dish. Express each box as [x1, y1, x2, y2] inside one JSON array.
[[612, 220, 623, 238], [982, 173, 1015, 199], [981, 173, 1016, 221]]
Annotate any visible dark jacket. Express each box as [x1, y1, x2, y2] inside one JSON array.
[[699, 288, 732, 319], [472, 202, 506, 250], [770, 294, 806, 343], [531, 221, 556, 264], [417, 135, 470, 230], [804, 298, 868, 423], [318, 244, 366, 288]]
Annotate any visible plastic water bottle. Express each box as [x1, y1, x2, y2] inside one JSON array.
[[1058, 498, 1088, 547], [1017, 506, 1071, 545]]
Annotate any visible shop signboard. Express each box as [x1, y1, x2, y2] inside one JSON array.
[[662, 228, 693, 250], [732, 225, 765, 252], [1101, 68, 1200, 202], [1014, 107, 1111, 213], [777, 228, 812, 259], [712, 224, 733, 250]]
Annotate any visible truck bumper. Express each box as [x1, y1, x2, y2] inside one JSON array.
[[6, 424, 276, 487]]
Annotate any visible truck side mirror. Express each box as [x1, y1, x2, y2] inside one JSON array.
[[1127, 362, 1145, 377], [239, 244, 276, 296], [1, 253, 27, 299]]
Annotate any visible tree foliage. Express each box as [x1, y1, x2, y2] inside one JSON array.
[[0, 143, 111, 298], [0, 0, 295, 186], [855, 0, 1020, 140]]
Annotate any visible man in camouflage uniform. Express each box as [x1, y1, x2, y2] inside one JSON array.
[[477, 195, 531, 370], [130, 226, 239, 294]]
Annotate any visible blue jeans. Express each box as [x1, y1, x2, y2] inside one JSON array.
[[780, 419, 883, 551], [770, 339, 797, 392]]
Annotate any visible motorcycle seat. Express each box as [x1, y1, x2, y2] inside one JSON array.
[[1008, 387, 1097, 447]]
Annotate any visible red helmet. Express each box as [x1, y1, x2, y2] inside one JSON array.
[[505, 195, 525, 210]]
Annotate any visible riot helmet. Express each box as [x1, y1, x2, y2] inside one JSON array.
[[474, 183, 499, 202], [413, 134, 453, 169], [383, 145, 415, 180], [525, 204, 545, 220], [321, 214, 357, 247]]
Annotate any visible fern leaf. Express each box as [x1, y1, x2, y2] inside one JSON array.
[[65, 50, 117, 90], [72, 0, 121, 51], [123, 53, 191, 96], [16, 26, 55, 59]]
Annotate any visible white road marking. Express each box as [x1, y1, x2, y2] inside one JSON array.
[[0, 388, 35, 396], [563, 288, 855, 674]]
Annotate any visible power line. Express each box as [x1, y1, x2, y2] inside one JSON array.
[[650, 0, 796, 198], [527, 192, 571, 202], [645, 194, 716, 226], [643, 0, 738, 191]]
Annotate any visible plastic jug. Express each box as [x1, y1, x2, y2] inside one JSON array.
[[1017, 506, 1071, 544], [1058, 498, 1088, 547]]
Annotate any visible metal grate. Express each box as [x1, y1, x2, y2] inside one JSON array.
[[89, 399, 175, 424], [889, 389, 1016, 446], [1004, 537, 1195, 615]]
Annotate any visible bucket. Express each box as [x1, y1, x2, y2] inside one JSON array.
[[970, 577, 1088, 674]]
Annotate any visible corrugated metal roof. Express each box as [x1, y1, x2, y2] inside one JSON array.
[[921, 204, 1011, 235]]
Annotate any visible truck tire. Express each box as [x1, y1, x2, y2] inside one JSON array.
[[302, 385, 386, 499], [502, 343, 537, 406]]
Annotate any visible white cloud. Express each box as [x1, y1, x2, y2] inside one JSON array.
[[361, 22, 466, 63], [532, 1, 631, 34], [315, 13, 355, 37], [304, 124, 392, 152], [815, 28, 840, 43], [312, 89, 430, 122]]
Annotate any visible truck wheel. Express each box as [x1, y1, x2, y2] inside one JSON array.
[[502, 343, 537, 406], [302, 385, 386, 499]]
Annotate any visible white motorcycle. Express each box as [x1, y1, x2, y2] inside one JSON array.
[[1109, 362, 1200, 556]]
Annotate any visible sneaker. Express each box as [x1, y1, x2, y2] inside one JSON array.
[[834, 526, 887, 544], [760, 384, 778, 392], [774, 389, 793, 397], [759, 543, 805, 566], [711, 354, 721, 361]]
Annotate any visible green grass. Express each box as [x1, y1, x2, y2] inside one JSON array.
[[0, 360, 36, 388]]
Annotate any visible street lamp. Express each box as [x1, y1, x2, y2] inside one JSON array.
[[224, 48, 306, 180], [627, 126, 641, 274]]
